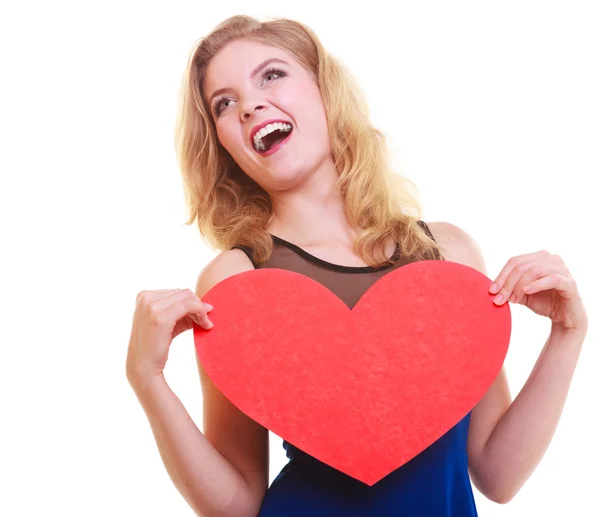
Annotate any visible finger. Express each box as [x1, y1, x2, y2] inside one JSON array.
[[136, 289, 183, 306], [169, 291, 214, 314], [489, 256, 525, 295], [510, 264, 558, 303], [173, 298, 214, 330], [489, 250, 551, 295], [149, 290, 214, 329], [523, 272, 577, 298], [492, 260, 535, 305]]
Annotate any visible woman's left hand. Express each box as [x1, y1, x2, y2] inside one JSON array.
[[488, 250, 588, 334]]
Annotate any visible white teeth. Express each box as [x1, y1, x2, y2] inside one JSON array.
[[253, 122, 292, 152]]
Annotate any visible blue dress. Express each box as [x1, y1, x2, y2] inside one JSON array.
[[233, 221, 479, 516], [259, 413, 477, 516]]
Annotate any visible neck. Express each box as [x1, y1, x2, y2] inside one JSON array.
[[266, 159, 356, 246]]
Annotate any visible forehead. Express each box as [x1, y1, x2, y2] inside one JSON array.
[[204, 40, 293, 96]]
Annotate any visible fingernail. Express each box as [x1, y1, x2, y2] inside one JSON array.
[[207, 320, 214, 329], [489, 283, 498, 293], [494, 294, 503, 304], [203, 302, 214, 310]]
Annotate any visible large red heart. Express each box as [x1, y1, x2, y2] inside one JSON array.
[[194, 260, 511, 486]]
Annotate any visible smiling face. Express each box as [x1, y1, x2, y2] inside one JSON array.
[[203, 39, 332, 192]]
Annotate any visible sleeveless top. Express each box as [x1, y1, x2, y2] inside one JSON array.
[[231, 221, 478, 516]]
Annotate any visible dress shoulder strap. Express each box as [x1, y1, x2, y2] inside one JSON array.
[[230, 245, 259, 269], [417, 220, 443, 260]]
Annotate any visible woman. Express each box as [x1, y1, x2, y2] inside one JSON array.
[[126, 15, 588, 516]]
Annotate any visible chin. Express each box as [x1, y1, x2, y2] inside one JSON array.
[[267, 170, 308, 190], [258, 164, 313, 191]]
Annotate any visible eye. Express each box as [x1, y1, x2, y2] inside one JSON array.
[[213, 97, 234, 116], [262, 67, 286, 85]]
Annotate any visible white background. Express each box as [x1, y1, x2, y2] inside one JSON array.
[[1, 1, 598, 515]]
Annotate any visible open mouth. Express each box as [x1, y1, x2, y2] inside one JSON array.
[[252, 123, 293, 156]]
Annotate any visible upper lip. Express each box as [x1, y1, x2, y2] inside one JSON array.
[[249, 118, 293, 146]]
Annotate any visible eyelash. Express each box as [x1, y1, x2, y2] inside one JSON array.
[[212, 67, 287, 116]]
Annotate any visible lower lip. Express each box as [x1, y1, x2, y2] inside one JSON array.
[[255, 130, 293, 157]]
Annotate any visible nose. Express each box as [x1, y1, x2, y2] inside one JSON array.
[[241, 99, 268, 121]]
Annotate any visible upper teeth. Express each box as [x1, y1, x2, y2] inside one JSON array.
[[253, 122, 293, 151]]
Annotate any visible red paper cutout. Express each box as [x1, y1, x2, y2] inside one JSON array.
[[194, 260, 511, 486]]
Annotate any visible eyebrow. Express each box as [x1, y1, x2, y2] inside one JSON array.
[[208, 57, 289, 105]]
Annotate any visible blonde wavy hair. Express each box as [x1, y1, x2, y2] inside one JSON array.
[[175, 15, 445, 267]]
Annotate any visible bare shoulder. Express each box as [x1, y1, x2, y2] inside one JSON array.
[[425, 221, 488, 276], [195, 248, 256, 298]]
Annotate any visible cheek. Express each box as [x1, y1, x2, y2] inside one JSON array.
[[216, 124, 241, 156], [278, 84, 328, 136], [303, 91, 330, 144], [303, 86, 328, 126]]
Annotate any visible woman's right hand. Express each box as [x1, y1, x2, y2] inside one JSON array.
[[126, 289, 214, 382]]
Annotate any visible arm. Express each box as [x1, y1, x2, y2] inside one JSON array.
[[427, 222, 586, 504], [128, 249, 269, 517], [471, 325, 584, 503], [130, 373, 262, 517]]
